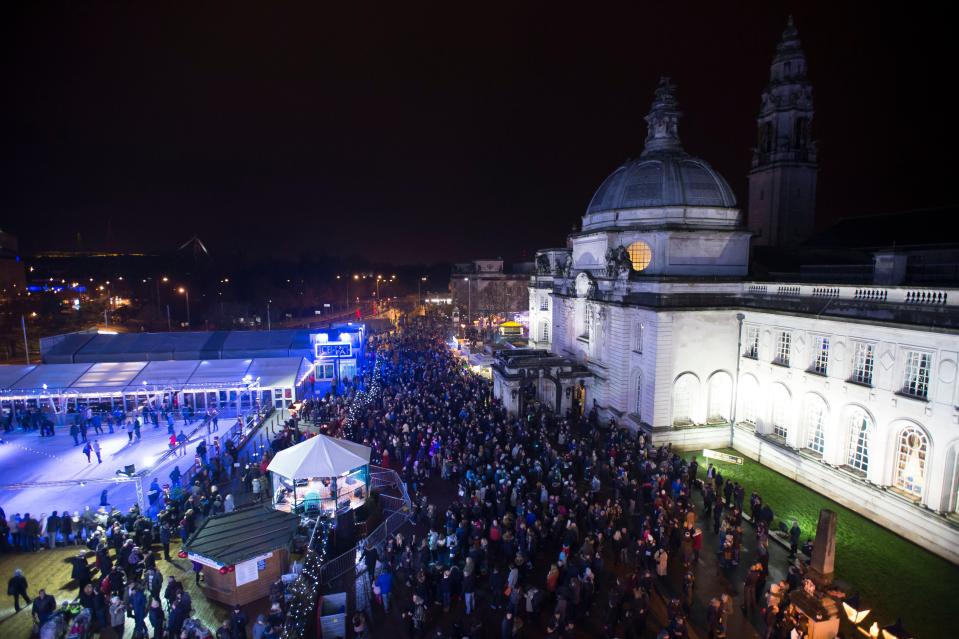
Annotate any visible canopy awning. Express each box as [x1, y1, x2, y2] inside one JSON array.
[[183, 506, 300, 566], [267, 434, 371, 479]]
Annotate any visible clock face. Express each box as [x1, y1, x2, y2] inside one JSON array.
[[575, 272, 592, 297]]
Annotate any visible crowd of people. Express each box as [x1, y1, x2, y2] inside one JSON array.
[[321, 313, 824, 639], [1, 403, 315, 638], [4, 310, 828, 638]]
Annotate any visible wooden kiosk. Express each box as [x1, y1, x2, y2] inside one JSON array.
[[183, 506, 300, 606]]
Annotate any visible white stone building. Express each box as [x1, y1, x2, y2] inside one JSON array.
[[496, 19, 959, 563]]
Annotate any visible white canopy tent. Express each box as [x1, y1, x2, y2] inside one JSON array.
[[267, 435, 371, 515], [267, 434, 370, 479]]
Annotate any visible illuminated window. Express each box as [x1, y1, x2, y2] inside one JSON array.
[[771, 384, 790, 439], [540, 295, 549, 311], [901, 351, 931, 399], [775, 331, 791, 366], [635, 323, 644, 353], [626, 241, 653, 271], [738, 375, 759, 424], [851, 342, 874, 386], [744, 326, 760, 359], [846, 409, 871, 472], [895, 426, 928, 497], [812, 335, 829, 375], [804, 395, 826, 454]]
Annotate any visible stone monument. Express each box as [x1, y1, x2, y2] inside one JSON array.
[[809, 508, 837, 584]]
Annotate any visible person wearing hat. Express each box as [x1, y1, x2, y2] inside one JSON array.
[[252, 614, 268, 639], [109, 595, 127, 638], [230, 604, 248, 639]]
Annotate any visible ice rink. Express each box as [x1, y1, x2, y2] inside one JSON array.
[[0, 417, 241, 518]]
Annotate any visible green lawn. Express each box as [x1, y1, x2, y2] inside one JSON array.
[[682, 448, 958, 639]]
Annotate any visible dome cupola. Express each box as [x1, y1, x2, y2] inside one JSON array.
[[584, 77, 738, 231]]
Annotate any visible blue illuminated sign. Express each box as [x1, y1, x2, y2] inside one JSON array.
[[316, 342, 352, 358]]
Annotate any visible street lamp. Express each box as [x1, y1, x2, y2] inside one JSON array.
[[463, 277, 471, 327], [177, 287, 190, 327], [419, 276, 427, 304], [266, 299, 272, 331]]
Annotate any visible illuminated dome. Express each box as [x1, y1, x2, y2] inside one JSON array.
[[584, 77, 738, 228], [586, 154, 736, 213]]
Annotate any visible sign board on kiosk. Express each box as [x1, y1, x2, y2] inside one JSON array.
[[703, 449, 743, 465]]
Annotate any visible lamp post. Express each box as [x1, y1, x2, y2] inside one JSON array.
[[177, 287, 190, 327], [730, 312, 746, 446], [464, 277, 471, 326], [266, 299, 272, 331], [419, 276, 427, 305]]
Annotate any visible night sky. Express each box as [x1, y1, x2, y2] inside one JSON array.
[[2, 2, 954, 264]]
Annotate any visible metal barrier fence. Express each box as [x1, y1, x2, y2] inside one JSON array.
[[317, 464, 412, 585]]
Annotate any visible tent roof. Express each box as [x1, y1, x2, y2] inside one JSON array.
[[188, 359, 254, 385], [267, 434, 371, 479], [183, 506, 300, 566], [0, 365, 35, 389], [246, 357, 312, 389], [0, 357, 309, 395], [8, 363, 92, 391], [129, 360, 201, 388], [71, 361, 147, 391]]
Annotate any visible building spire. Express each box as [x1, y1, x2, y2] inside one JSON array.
[[747, 15, 817, 247], [642, 76, 684, 156]]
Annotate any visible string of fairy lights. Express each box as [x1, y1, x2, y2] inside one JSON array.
[[281, 517, 333, 639], [343, 353, 386, 441], [282, 349, 387, 638]]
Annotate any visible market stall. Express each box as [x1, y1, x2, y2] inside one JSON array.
[[267, 434, 371, 515], [182, 506, 301, 606]]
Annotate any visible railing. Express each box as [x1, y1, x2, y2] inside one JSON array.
[[177, 408, 274, 490], [318, 464, 412, 585], [742, 281, 958, 307]]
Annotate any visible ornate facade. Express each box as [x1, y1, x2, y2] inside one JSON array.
[[496, 18, 959, 563]]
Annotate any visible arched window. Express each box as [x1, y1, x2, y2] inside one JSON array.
[[707, 372, 732, 423], [738, 374, 760, 424], [895, 426, 929, 497], [846, 409, 871, 472], [541, 321, 550, 343], [804, 395, 827, 454], [771, 384, 791, 440], [672, 374, 699, 426]]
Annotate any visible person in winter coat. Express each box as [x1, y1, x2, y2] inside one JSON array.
[[148, 598, 165, 639], [130, 583, 148, 637], [31, 589, 56, 628], [252, 614, 269, 639], [109, 596, 127, 638], [655, 547, 669, 577], [230, 604, 249, 639], [7, 568, 30, 611]]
